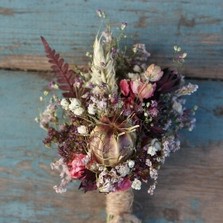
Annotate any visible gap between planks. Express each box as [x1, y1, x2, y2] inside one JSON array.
[[0, 55, 223, 80]]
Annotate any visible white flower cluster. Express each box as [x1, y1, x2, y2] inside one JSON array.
[[163, 136, 181, 156], [147, 138, 161, 156], [77, 125, 88, 136], [176, 83, 198, 96], [115, 164, 130, 177], [60, 98, 84, 116], [87, 103, 96, 115], [172, 99, 183, 114], [88, 96, 108, 115], [39, 103, 57, 129], [95, 160, 135, 193], [127, 160, 135, 168], [150, 167, 158, 180], [50, 158, 72, 193], [131, 178, 142, 190], [60, 98, 69, 110], [96, 169, 118, 193], [147, 182, 157, 195], [145, 159, 152, 167]]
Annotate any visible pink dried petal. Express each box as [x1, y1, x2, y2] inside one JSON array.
[[145, 64, 163, 82], [70, 154, 86, 179], [138, 83, 156, 99], [119, 79, 130, 96], [130, 79, 141, 94]]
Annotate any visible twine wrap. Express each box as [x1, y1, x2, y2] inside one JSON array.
[[106, 189, 141, 223]]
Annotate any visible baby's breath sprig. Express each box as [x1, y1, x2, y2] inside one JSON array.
[[173, 45, 188, 71]]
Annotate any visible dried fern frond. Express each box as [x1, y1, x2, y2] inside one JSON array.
[[41, 36, 77, 98]]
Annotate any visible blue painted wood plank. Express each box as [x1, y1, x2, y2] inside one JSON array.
[[0, 71, 106, 223], [0, 0, 222, 78], [183, 79, 223, 146], [0, 70, 223, 222]]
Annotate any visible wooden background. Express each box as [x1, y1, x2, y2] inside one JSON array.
[[0, 1, 222, 223]]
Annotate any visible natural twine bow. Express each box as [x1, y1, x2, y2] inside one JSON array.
[[106, 189, 141, 223]]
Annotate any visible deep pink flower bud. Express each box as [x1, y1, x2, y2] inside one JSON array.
[[120, 79, 130, 96], [70, 154, 86, 179]]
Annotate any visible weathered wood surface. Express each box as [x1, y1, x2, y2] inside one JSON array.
[[0, 70, 223, 223], [0, 0, 222, 79]]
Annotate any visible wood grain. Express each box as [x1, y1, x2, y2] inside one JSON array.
[[0, 0, 222, 79], [136, 142, 223, 223], [0, 70, 223, 222]]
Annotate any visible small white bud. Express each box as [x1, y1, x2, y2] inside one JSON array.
[[131, 179, 142, 190], [77, 125, 88, 136]]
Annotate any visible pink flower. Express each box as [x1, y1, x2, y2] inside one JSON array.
[[145, 64, 163, 82], [130, 79, 141, 94], [119, 79, 130, 96], [69, 154, 86, 179], [130, 80, 156, 101], [116, 178, 131, 191], [138, 82, 156, 99]]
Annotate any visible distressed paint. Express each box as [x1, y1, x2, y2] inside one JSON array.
[[183, 79, 223, 146], [0, 70, 223, 222], [0, 70, 106, 223], [0, 0, 222, 78], [0, 1, 223, 222]]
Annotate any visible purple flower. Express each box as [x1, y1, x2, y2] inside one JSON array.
[[116, 178, 131, 191], [156, 68, 181, 93]]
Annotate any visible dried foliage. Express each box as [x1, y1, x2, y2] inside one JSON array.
[[41, 36, 77, 98]]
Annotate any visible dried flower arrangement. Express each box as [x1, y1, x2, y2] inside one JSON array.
[[37, 10, 198, 222]]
